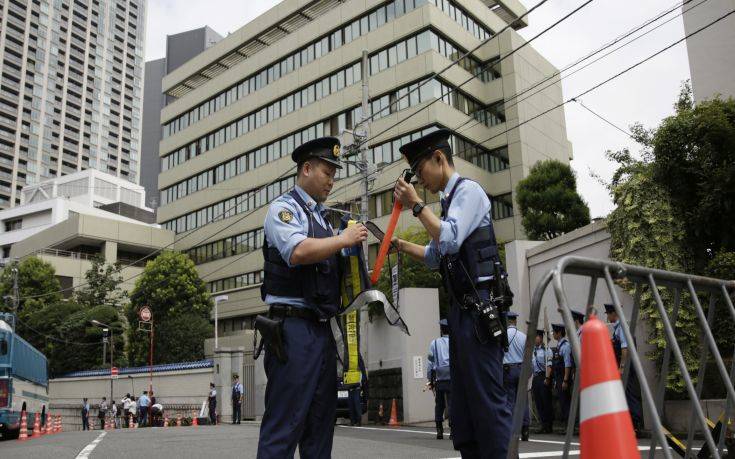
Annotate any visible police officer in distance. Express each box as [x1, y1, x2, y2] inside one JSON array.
[[531, 330, 553, 434], [503, 311, 530, 441], [549, 323, 572, 428], [427, 319, 451, 440], [392, 128, 512, 458], [257, 137, 368, 458]]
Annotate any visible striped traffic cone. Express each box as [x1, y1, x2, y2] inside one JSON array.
[[46, 412, 53, 434], [57, 415, 63, 433], [388, 399, 400, 427], [32, 412, 41, 438], [163, 416, 169, 428], [176, 414, 182, 427], [579, 315, 638, 459], [18, 410, 28, 441], [192, 411, 198, 427]]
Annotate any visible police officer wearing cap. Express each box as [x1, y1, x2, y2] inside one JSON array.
[[550, 323, 572, 427], [393, 128, 512, 458], [427, 319, 451, 440], [503, 311, 530, 441], [532, 330, 553, 434], [604, 304, 643, 435], [257, 137, 368, 458]]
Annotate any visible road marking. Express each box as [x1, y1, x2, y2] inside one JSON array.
[[75, 431, 106, 459], [443, 445, 671, 458]]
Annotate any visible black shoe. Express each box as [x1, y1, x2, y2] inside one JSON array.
[[522, 426, 530, 441], [436, 421, 444, 440]]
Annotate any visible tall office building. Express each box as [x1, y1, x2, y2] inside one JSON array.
[[682, 0, 735, 102], [141, 26, 223, 209], [156, 0, 573, 337], [0, 0, 146, 209]]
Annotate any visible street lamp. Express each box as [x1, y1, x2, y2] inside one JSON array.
[[213, 295, 228, 350], [91, 320, 115, 411]]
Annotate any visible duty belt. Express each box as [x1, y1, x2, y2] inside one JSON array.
[[269, 304, 322, 322], [503, 363, 522, 372]]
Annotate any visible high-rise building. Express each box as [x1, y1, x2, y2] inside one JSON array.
[[0, 0, 146, 209], [141, 26, 223, 209], [682, 0, 735, 102], [156, 0, 573, 337]]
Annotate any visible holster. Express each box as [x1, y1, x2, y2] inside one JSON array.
[[254, 315, 287, 364]]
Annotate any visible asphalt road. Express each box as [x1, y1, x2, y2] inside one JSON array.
[[1, 423, 679, 458]]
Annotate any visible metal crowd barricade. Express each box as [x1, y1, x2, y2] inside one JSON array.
[[508, 256, 735, 459]]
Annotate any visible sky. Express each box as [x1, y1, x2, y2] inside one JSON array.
[[144, 0, 695, 218]]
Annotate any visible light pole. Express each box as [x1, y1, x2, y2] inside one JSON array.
[[213, 295, 228, 350], [91, 320, 115, 410]]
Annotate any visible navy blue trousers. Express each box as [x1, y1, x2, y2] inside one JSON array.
[[257, 318, 336, 459], [348, 388, 361, 425], [531, 373, 553, 428], [503, 364, 530, 428], [434, 379, 451, 424], [448, 299, 511, 459]]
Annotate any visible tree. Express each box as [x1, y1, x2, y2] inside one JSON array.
[[516, 160, 591, 240], [126, 251, 212, 365], [74, 256, 127, 309]]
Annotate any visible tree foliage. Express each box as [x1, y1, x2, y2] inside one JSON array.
[[0, 257, 62, 325], [126, 251, 212, 365], [516, 160, 591, 240], [74, 256, 127, 309]]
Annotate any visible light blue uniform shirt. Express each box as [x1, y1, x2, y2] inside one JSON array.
[[558, 337, 573, 368], [533, 345, 550, 374], [263, 185, 331, 309], [503, 325, 527, 364], [612, 320, 628, 349], [427, 336, 450, 381], [138, 394, 150, 407], [424, 173, 492, 278]]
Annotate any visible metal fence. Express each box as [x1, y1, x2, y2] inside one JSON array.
[[508, 256, 735, 459]]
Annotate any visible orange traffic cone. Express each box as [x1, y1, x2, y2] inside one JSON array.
[[18, 410, 28, 441], [579, 315, 638, 459], [54, 415, 60, 434], [388, 399, 399, 427], [176, 414, 182, 427], [192, 411, 198, 427], [57, 415, 63, 433], [46, 412, 53, 434], [378, 402, 384, 424], [32, 413, 41, 438], [163, 416, 169, 428]]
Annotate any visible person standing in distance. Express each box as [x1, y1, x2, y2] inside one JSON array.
[[257, 137, 367, 458], [531, 330, 553, 434], [503, 311, 530, 441], [232, 374, 244, 425], [550, 323, 572, 428], [427, 319, 451, 440], [393, 128, 512, 458], [207, 382, 217, 425]]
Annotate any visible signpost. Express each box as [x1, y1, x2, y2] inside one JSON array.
[[138, 306, 153, 394], [111, 367, 118, 379]]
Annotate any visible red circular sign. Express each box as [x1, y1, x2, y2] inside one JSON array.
[[139, 306, 152, 322], [111, 367, 118, 376]]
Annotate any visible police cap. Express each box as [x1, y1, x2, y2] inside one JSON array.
[[291, 136, 343, 169], [603, 303, 616, 314], [439, 319, 448, 327], [571, 309, 585, 324], [551, 323, 566, 333], [399, 128, 452, 172], [507, 311, 519, 319], [536, 329, 545, 338]]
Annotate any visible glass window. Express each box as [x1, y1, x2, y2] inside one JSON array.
[[397, 41, 407, 62], [407, 36, 418, 59]]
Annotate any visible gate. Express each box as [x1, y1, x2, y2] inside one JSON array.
[[243, 350, 256, 420], [509, 256, 735, 459]]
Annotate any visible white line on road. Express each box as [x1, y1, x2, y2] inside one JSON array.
[[443, 445, 669, 459], [75, 431, 107, 459]]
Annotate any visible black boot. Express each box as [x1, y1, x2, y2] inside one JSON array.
[[521, 426, 530, 441], [436, 421, 444, 440]]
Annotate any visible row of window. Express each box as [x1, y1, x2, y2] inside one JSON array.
[[207, 270, 264, 294], [160, 61, 362, 173], [491, 193, 514, 220], [187, 226, 264, 266], [162, 175, 295, 235], [162, 0, 493, 138]]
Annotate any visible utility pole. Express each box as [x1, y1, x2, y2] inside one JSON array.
[[11, 259, 19, 314], [358, 50, 371, 272]]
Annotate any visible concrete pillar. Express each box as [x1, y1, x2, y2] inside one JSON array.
[[213, 347, 244, 424], [103, 240, 118, 263]]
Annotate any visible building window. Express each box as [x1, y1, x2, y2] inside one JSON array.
[[4, 219, 22, 232]]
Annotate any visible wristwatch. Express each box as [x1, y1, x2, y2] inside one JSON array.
[[412, 201, 425, 217]]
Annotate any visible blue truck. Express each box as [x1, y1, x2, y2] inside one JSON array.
[[0, 313, 49, 439]]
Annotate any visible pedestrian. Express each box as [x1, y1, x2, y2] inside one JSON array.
[[550, 323, 572, 428], [207, 382, 217, 425], [503, 312, 530, 441], [604, 304, 643, 435], [231, 374, 243, 425], [81, 398, 90, 431], [347, 355, 368, 427], [151, 403, 164, 427], [427, 319, 451, 439], [110, 400, 118, 429], [393, 129, 512, 458], [98, 397, 108, 430], [532, 330, 553, 434], [138, 390, 150, 427], [121, 393, 132, 428], [129, 396, 137, 427], [257, 136, 365, 458]]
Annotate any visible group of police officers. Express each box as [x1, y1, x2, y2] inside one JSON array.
[[254, 129, 641, 458]]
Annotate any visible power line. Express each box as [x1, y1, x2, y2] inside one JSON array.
[[454, 0, 706, 136], [365, 0, 595, 146], [572, 98, 635, 139], [464, 7, 735, 159]]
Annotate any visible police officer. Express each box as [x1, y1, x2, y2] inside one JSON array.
[[257, 137, 367, 458], [604, 304, 643, 435], [207, 382, 217, 425], [347, 355, 367, 427], [503, 311, 530, 441], [427, 319, 451, 440], [393, 128, 512, 458], [532, 330, 553, 434], [550, 323, 572, 427], [571, 309, 585, 343], [232, 374, 244, 425]]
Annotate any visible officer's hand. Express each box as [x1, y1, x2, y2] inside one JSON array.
[[340, 223, 368, 247], [391, 237, 403, 252], [544, 377, 551, 387], [394, 177, 420, 209], [562, 381, 568, 392]]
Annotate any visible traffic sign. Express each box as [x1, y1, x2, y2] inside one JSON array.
[[111, 367, 118, 379], [139, 306, 152, 322]]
